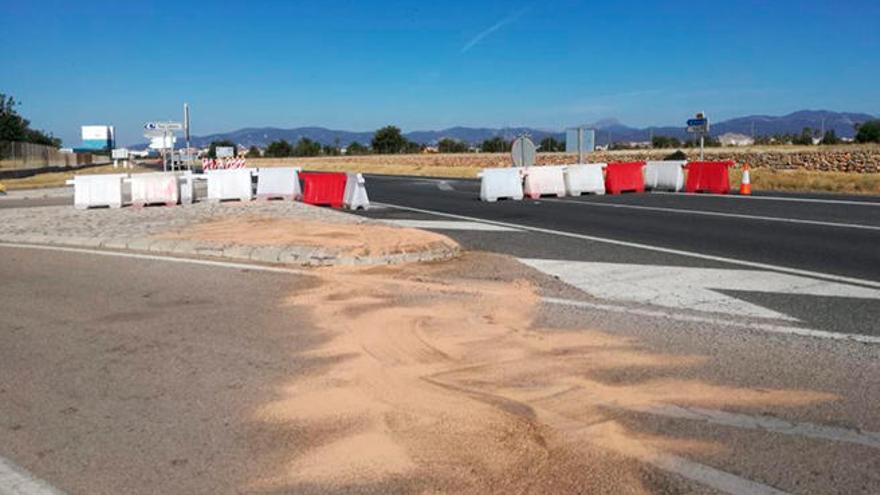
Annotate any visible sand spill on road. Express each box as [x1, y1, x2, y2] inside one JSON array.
[[160, 216, 458, 258], [252, 253, 836, 493]]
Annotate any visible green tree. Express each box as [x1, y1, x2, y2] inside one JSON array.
[[820, 130, 840, 145], [208, 140, 237, 158], [292, 137, 322, 157], [403, 140, 424, 154], [539, 137, 564, 152], [247, 145, 262, 158], [346, 141, 369, 155], [372, 125, 407, 154], [322, 144, 341, 156], [0, 93, 61, 147], [264, 139, 293, 157], [651, 135, 682, 149], [480, 136, 510, 153], [855, 121, 880, 143], [792, 127, 815, 146], [438, 138, 469, 153]]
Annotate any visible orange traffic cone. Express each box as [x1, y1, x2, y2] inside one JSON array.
[[740, 163, 752, 195]]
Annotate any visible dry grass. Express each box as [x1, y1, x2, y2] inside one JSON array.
[[0, 164, 155, 190], [733, 168, 880, 194], [252, 156, 880, 195]]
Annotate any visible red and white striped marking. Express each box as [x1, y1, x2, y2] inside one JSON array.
[[202, 158, 247, 170]]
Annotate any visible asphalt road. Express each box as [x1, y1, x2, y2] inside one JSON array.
[[2, 244, 880, 494], [352, 175, 880, 338]]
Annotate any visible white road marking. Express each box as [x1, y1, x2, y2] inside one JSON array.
[[374, 202, 880, 289], [652, 191, 880, 207], [549, 198, 880, 231], [0, 455, 64, 495], [0, 243, 312, 276], [524, 259, 880, 321], [384, 219, 521, 231], [642, 404, 880, 450], [542, 297, 880, 344], [650, 453, 789, 495]]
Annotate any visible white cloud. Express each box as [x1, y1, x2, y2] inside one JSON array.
[[461, 7, 530, 53]]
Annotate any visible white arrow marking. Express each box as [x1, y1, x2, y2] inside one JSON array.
[[521, 259, 880, 321]]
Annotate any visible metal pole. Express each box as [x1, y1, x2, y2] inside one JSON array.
[[700, 134, 705, 161], [577, 128, 584, 164]]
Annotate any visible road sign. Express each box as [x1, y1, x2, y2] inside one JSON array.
[[144, 122, 183, 131], [687, 115, 709, 134], [216, 146, 235, 158], [111, 148, 129, 160], [511, 136, 536, 168]]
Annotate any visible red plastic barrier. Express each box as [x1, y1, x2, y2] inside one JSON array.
[[685, 161, 734, 194], [300, 172, 346, 207], [605, 161, 645, 194]]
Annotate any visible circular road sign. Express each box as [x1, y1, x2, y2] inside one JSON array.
[[511, 136, 536, 168]]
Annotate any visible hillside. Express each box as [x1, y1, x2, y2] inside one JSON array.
[[129, 110, 876, 148]]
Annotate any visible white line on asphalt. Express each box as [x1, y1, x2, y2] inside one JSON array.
[[652, 191, 880, 207], [643, 404, 880, 450], [0, 455, 65, 495], [650, 453, 789, 495], [0, 243, 312, 276], [547, 198, 880, 231], [373, 202, 880, 289], [541, 297, 880, 344], [384, 219, 521, 231]]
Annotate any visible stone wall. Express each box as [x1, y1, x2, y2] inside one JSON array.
[[535, 145, 880, 173]]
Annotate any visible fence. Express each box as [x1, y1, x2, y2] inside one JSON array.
[[0, 141, 99, 170]]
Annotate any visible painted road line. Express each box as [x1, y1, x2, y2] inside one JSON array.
[[652, 191, 880, 207], [0, 243, 312, 276], [642, 404, 880, 450], [0, 455, 65, 495], [541, 297, 880, 345], [384, 219, 521, 232], [523, 259, 880, 321], [548, 197, 880, 231], [374, 202, 880, 289]]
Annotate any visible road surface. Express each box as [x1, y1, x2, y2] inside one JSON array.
[[354, 175, 880, 339]]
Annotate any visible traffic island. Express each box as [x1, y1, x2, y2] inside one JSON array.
[[0, 201, 459, 267]]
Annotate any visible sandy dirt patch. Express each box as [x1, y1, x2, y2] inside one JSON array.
[[251, 253, 836, 493], [158, 216, 459, 258]]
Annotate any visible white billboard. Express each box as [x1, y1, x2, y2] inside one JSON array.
[[149, 136, 176, 150], [215, 146, 235, 158]]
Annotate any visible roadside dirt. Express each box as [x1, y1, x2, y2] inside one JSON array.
[[252, 252, 836, 493], [160, 216, 459, 258]]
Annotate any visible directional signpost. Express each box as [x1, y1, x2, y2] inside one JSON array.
[[144, 121, 184, 171], [687, 113, 710, 160]]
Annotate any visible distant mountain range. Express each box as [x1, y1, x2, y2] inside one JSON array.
[[130, 110, 876, 148]]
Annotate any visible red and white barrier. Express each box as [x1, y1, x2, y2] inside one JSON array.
[[343, 173, 370, 210], [130, 172, 180, 207], [523, 166, 566, 199], [202, 158, 247, 170], [644, 161, 686, 192], [69, 174, 127, 209], [206, 168, 254, 202]]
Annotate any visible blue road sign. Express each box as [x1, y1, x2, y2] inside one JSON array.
[[687, 118, 708, 127]]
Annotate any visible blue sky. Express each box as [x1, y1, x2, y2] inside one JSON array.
[[1, 0, 878, 145]]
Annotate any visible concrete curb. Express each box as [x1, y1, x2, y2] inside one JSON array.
[[0, 233, 460, 267]]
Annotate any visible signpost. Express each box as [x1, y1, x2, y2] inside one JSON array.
[[686, 112, 710, 160], [565, 127, 596, 164], [215, 146, 235, 159], [144, 121, 183, 171]]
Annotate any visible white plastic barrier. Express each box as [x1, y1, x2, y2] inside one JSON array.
[[523, 166, 566, 199], [256, 167, 301, 200], [178, 171, 195, 205], [479, 167, 523, 202], [644, 161, 686, 191], [69, 174, 127, 209], [130, 172, 180, 207], [563, 163, 606, 196], [342, 173, 370, 210], [206, 168, 253, 202]]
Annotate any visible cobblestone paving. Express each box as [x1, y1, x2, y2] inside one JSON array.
[[0, 200, 458, 266]]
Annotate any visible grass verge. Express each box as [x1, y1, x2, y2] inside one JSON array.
[[1, 164, 155, 190]]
